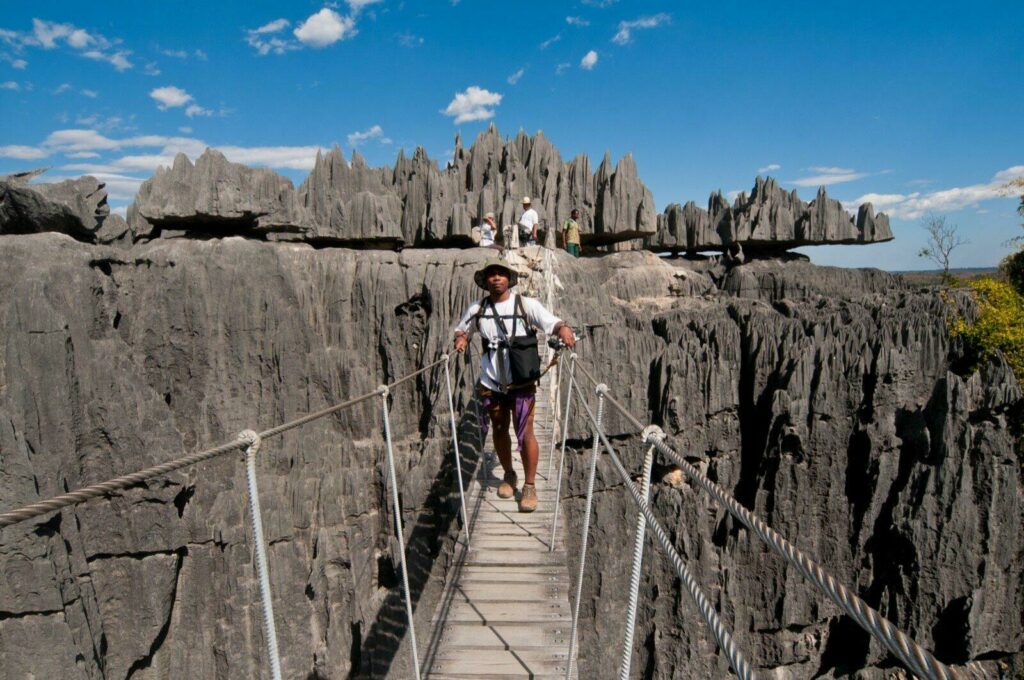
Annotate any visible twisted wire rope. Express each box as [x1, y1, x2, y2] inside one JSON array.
[[564, 385, 605, 680], [619, 438, 657, 680], [572, 386, 756, 680], [239, 430, 284, 680], [0, 356, 450, 530], [578, 355, 958, 680]]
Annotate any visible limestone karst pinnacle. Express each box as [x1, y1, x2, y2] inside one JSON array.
[[3, 129, 893, 255]]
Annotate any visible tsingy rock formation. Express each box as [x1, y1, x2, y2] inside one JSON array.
[[0, 169, 128, 243], [651, 176, 893, 252], [125, 126, 659, 248]]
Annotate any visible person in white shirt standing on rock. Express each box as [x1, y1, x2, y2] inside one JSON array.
[[479, 211, 498, 249], [517, 196, 540, 247], [453, 257, 576, 511]]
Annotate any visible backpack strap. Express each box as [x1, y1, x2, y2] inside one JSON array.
[[513, 294, 530, 336]]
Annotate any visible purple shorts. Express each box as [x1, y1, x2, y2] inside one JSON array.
[[478, 384, 536, 451]]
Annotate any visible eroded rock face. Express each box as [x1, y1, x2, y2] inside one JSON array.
[[552, 255, 1021, 678], [0, 236, 1019, 678], [649, 176, 894, 252], [125, 126, 659, 248], [0, 234, 498, 679], [0, 170, 113, 241], [127, 150, 310, 240]]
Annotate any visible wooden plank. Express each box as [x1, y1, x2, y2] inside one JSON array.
[[462, 549, 565, 566], [425, 368, 579, 678], [434, 622, 570, 649], [452, 583, 567, 601], [427, 651, 569, 676]]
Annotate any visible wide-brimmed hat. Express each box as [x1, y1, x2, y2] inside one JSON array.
[[473, 257, 519, 290], [521, 196, 532, 204], [484, 211, 495, 221]]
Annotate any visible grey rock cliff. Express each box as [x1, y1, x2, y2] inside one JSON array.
[[0, 234, 1019, 678], [0, 170, 113, 241], [649, 176, 894, 252], [553, 255, 1020, 678], [123, 126, 660, 249]]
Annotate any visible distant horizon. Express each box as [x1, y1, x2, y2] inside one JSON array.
[[1, 2, 1020, 270]]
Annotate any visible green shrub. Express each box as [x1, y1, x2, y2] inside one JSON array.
[[949, 277, 1024, 382], [1000, 249, 1024, 295]]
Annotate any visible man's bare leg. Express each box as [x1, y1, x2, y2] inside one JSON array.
[[488, 404, 514, 477], [520, 410, 538, 485]]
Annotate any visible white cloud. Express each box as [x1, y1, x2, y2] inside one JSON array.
[[81, 88, 98, 98], [160, 48, 189, 58], [74, 114, 124, 131], [294, 8, 355, 47], [254, 18, 291, 34], [11, 58, 26, 69], [612, 13, 671, 45], [246, 18, 298, 55], [0, 144, 48, 159], [347, 124, 391, 147], [555, 62, 571, 75], [31, 19, 73, 49], [789, 166, 869, 187], [566, 16, 590, 26], [195, 49, 208, 60], [758, 163, 781, 174], [82, 49, 132, 71], [847, 166, 1024, 220], [347, 0, 383, 12], [582, 0, 617, 6], [580, 50, 598, 70], [179, 126, 193, 134], [66, 29, 93, 49], [111, 205, 128, 217], [0, 80, 19, 90], [65, 151, 99, 158], [17, 19, 134, 71], [185, 103, 213, 118], [53, 82, 72, 94], [540, 34, 561, 50], [397, 32, 424, 47], [142, 61, 161, 76], [150, 85, 193, 110], [442, 86, 502, 124], [507, 68, 524, 85]]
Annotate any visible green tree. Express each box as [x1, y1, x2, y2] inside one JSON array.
[[1000, 178, 1024, 294]]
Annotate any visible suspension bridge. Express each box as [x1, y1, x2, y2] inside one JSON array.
[[0, 332, 966, 679]]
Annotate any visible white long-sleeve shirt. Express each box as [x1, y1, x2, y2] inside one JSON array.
[[455, 293, 562, 391]]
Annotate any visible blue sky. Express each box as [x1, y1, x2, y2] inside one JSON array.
[[1, 1, 1021, 270]]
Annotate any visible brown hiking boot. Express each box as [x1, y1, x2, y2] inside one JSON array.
[[497, 470, 517, 499], [518, 483, 538, 513]]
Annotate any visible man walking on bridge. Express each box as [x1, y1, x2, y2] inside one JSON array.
[[453, 257, 576, 512]]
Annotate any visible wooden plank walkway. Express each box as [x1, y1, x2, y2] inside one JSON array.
[[423, 368, 578, 679]]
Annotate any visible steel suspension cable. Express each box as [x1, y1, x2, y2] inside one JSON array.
[[549, 354, 577, 551], [442, 355, 471, 549], [573, 354, 958, 680], [564, 382, 605, 680], [619, 436, 658, 680], [239, 430, 284, 680], [572, 386, 757, 680], [379, 385, 422, 680]]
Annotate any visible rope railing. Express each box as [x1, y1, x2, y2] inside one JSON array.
[[0, 355, 450, 530], [0, 352, 466, 680], [570, 354, 959, 680], [571, 382, 757, 679]]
